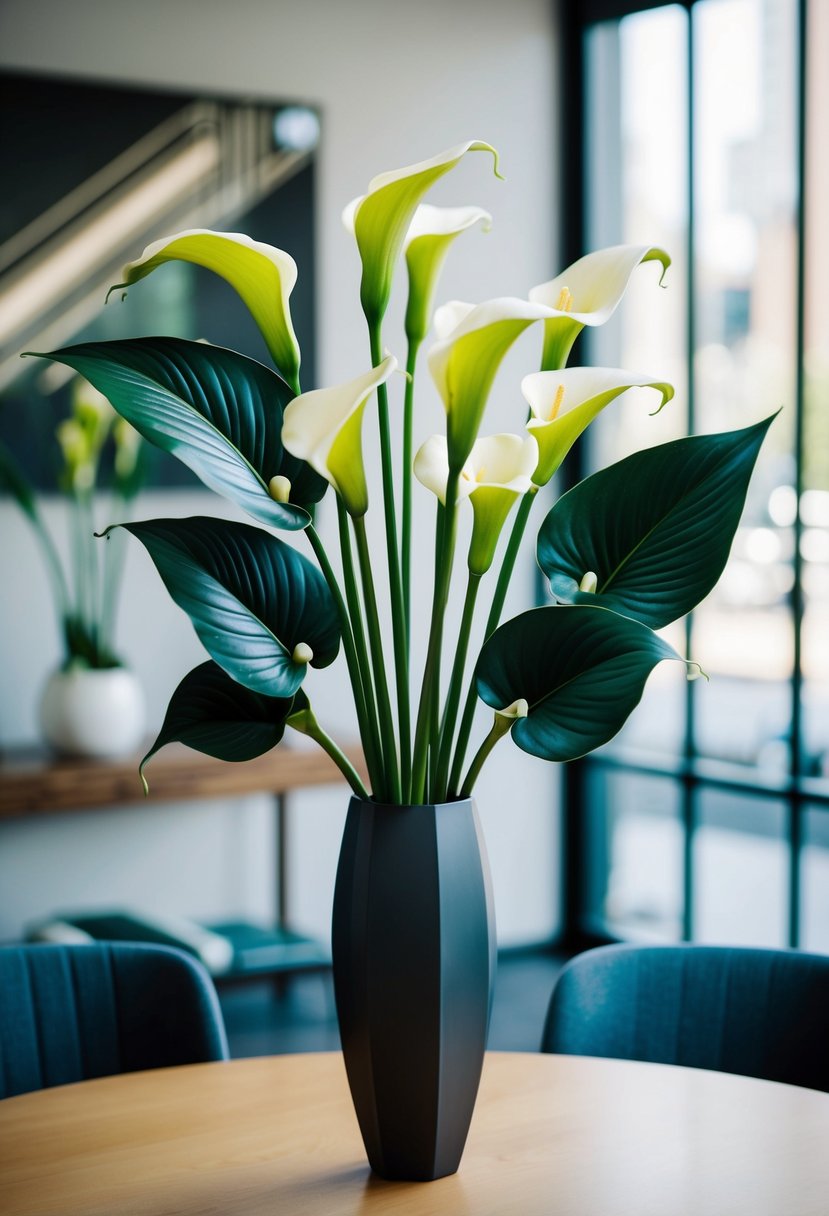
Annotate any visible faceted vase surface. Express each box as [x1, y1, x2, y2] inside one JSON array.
[[332, 795, 496, 1181]]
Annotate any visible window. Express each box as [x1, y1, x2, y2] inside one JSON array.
[[560, 0, 828, 949]]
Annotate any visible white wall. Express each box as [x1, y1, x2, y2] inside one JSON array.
[[0, 0, 562, 947]]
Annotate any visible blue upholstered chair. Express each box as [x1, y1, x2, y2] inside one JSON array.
[[0, 942, 229, 1099], [541, 943, 829, 1092]]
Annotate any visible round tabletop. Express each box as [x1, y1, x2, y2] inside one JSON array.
[[1, 1051, 828, 1215]]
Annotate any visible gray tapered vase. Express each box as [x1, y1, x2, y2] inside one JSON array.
[[332, 796, 496, 1181]]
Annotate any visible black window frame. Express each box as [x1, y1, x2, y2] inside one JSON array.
[[556, 0, 826, 951]]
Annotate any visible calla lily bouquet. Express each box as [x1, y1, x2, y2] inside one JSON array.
[[29, 140, 771, 804], [0, 377, 143, 670]]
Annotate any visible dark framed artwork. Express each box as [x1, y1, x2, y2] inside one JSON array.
[[0, 71, 318, 490]]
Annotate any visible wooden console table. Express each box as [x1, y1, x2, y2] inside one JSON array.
[[0, 741, 366, 977]]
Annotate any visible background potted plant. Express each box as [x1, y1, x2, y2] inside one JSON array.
[[1, 376, 146, 757], [30, 140, 772, 1180]]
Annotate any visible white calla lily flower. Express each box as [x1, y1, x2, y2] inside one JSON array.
[[282, 355, 397, 516], [343, 141, 501, 326], [413, 434, 473, 506], [403, 205, 491, 346], [522, 367, 674, 486], [415, 432, 538, 573], [427, 297, 553, 469], [110, 230, 302, 391], [432, 299, 478, 340], [462, 433, 539, 574], [529, 244, 671, 371]]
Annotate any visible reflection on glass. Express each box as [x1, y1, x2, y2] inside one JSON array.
[[803, 0, 829, 779], [691, 0, 797, 769], [802, 808, 829, 952], [586, 769, 683, 942], [694, 790, 787, 945]]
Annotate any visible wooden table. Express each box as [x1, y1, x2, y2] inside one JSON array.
[[1, 1051, 828, 1215]]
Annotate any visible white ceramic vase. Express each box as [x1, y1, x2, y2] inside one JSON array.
[[39, 665, 146, 759]]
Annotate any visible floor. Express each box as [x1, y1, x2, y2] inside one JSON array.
[[218, 948, 567, 1058]]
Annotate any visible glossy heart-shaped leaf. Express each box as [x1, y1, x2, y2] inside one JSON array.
[[140, 660, 295, 789], [536, 415, 774, 628], [115, 516, 339, 697], [28, 338, 326, 527], [476, 604, 683, 762]]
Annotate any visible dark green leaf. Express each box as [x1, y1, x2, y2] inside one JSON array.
[[117, 516, 339, 697], [27, 338, 327, 526], [537, 414, 775, 628], [476, 604, 682, 762], [140, 660, 295, 787]]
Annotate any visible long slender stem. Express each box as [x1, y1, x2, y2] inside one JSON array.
[[368, 324, 411, 800], [288, 706, 369, 800], [433, 571, 481, 802], [68, 492, 89, 643], [353, 515, 401, 803], [306, 523, 381, 796], [411, 471, 460, 803], [402, 340, 421, 644], [88, 496, 101, 652], [99, 494, 128, 659], [448, 490, 536, 795], [459, 713, 512, 798], [20, 503, 72, 639], [428, 505, 444, 794], [80, 491, 99, 648], [336, 499, 384, 796]]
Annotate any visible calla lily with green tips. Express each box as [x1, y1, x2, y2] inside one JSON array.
[[282, 355, 398, 517], [523, 367, 674, 486], [414, 431, 538, 573], [462, 434, 539, 575], [343, 141, 501, 327], [529, 244, 671, 371], [110, 229, 302, 391], [427, 297, 553, 468], [403, 204, 491, 346]]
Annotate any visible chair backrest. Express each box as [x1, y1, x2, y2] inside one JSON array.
[[541, 943, 829, 1092], [0, 942, 229, 1099]]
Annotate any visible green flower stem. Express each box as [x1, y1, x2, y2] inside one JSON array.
[[459, 710, 513, 798], [448, 489, 536, 796], [83, 493, 99, 644], [368, 323, 411, 800], [353, 514, 401, 803], [402, 340, 421, 644], [69, 490, 94, 646], [99, 493, 128, 658], [411, 470, 460, 803], [21, 504, 72, 635], [336, 498, 384, 797], [287, 702, 370, 800], [433, 570, 482, 802], [427, 505, 445, 791], [306, 522, 381, 797]]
